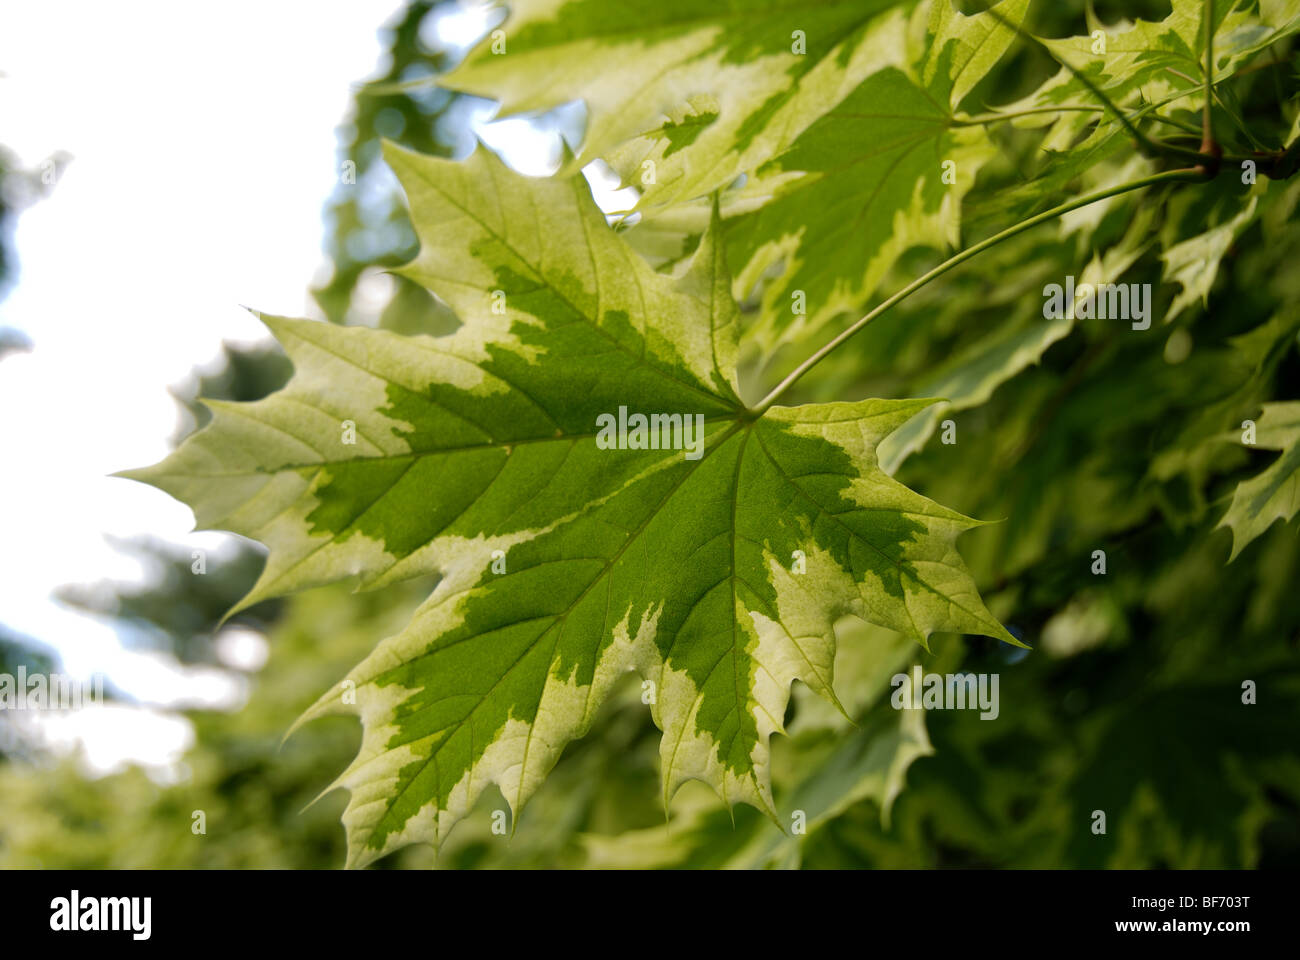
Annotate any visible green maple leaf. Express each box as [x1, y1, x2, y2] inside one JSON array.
[[477, 0, 1032, 352], [727, 0, 1028, 350], [877, 199, 1155, 473], [583, 617, 932, 869], [1146, 312, 1300, 517], [1159, 179, 1263, 322], [122, 143, 1014, 866], [1036, 0, 1211, 102], [583, 706, 933, 869], [1063, 666, 1300, 867], [1035, 0, 1300, 102], [443, 0, 915, 212], [1009, 0, 1300, 180], [1220, 400, 1300, 560]]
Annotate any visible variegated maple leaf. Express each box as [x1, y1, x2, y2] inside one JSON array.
[[443, 0, 916, 211], [123, 143, 1014, 867], [445, 0, 1031, 350]]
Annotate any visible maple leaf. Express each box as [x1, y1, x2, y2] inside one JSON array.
[[1005, 0, 1300, 189], [1220, 400, 1300, 560], [443, 0, 915, 211], [726, 0, 1029, 349], [122, 143, 1014, 866], [447, 0, 1031, 350], [1033, 0, 1300, 112]]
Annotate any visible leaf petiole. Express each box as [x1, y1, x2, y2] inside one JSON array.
[[752, 167, 1202, 414]]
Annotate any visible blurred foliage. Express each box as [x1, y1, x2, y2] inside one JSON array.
[[0, 627, 55, 680], [0, 144, 45, 303], [166, 342, 294, 445], [0, 583, 423, 868], [55, 537, 281, 666], [311, 0, 461, 333], [2, 0, 1299, 869], [0, 143, 64, 354]]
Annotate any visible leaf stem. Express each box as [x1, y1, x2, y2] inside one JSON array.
[[751, 168, 1201, 414], [1202, 1, 1216, 157], [978, 3, 1201, 165], [956, 103, 1204, 138]]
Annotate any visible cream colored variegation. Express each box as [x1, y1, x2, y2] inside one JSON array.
[[125, 140, 1014, 868]]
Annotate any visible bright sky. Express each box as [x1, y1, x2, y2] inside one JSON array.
[[0, 0, 470, 774]]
